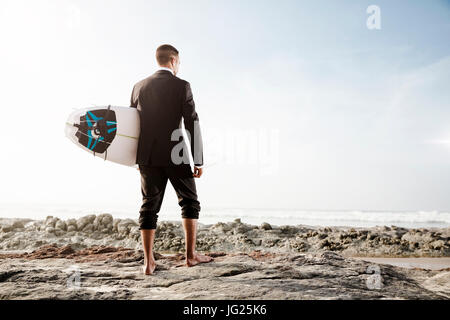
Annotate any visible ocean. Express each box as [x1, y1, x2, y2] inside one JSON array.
[[0, 203, 449, 229]]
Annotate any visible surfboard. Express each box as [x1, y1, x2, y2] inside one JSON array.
[[65, 106, 140, 167]]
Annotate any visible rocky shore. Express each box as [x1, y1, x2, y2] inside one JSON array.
[[1, 214, 449, 300], [0, 214, 449, 257], [0, 245, 449, 299]]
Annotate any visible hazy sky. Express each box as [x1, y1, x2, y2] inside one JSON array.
[[0, 0, 449, 212]]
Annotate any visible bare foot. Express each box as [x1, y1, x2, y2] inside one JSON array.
[[142, 259, 156, 275], [186, 252, 214, 267]]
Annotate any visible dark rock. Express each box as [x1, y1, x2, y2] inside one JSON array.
[[260, 222, 272, 230]]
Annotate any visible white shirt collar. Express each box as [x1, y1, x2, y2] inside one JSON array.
[[157, 66, 174, 75]]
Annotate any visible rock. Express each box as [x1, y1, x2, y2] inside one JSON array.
[[1, 214, 449, 258], [90, 231, 105, 240], [430, 240, 446, 250], [100, 228, 111, 234], [320, 239, 331, 248], [76, 215, 96, 231], [117, 219, 138, 236], [11, 221, 25, 230], [82, 224, 94, 233], [55, 230, 65, 236], [367, 232, 377, 240], [55, 220, 67, 231], [102, 214, 113, 225], [71, 236, 84, 243], [128, 226, 140, 240], [66, 218, 77, 226], [45, 227, 55, 234], [113, 219, 122, 232], [1, 226, 12, 233], [0, 248, 447, 300], [93, 214, 113, 230], [45, 217, 59, 228], [212, 222, 232, 233], [233, 224, 251, 234], [45, 216, 54, 223], [253, 239, 262, 246], [279, 225, 297, 234], [260, 222, 272, 230], [262, 238, 279, 247]]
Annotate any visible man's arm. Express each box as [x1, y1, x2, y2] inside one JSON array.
[[181, 81, 203, 167], [130, 85, 137, 108], [130, 84, 140, 171]]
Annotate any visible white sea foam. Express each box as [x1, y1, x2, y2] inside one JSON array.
[[0, 203, 449, 229]]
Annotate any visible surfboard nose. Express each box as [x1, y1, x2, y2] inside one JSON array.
[[64, 109, 81, 139], [65, 106, 139, 167]]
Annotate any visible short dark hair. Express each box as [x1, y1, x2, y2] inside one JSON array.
[[156, 44, 179, 65]]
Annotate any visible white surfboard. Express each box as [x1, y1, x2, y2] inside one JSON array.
[[65, 106, 140, 167]]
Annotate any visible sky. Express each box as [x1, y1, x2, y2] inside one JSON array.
[[0, 0, 449, 213]]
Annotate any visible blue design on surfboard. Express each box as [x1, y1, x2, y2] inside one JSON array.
[[74, 108, 117, 154]]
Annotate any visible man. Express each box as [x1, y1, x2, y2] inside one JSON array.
[[130, 44, 213, 275]]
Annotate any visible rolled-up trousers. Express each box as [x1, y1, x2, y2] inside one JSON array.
[[138, 164, 200, 230]]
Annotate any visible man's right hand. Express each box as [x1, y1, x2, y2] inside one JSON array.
[[193, 166, 203, 178]]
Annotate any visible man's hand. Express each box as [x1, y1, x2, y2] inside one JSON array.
[[193, 166, 203, 178]]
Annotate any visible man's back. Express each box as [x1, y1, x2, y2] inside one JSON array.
[[133, 44, 211, 275], [130, 69, 203, 167]]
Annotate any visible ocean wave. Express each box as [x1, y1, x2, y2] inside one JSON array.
[[0, 204, 449, 228]]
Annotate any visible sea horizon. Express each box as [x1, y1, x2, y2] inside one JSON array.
[[1, 202, 449, 229]]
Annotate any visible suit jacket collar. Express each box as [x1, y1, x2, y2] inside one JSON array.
[[154, 70, 175, 79], [155, 67, 174, 76]]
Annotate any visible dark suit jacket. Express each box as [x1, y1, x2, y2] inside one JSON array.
[[130, 70, 203, 167]]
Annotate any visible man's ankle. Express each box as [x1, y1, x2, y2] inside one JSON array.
[[186, 251, 196, 259]]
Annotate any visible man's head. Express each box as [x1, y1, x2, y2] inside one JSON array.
[[156, 44, 180, 76]]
